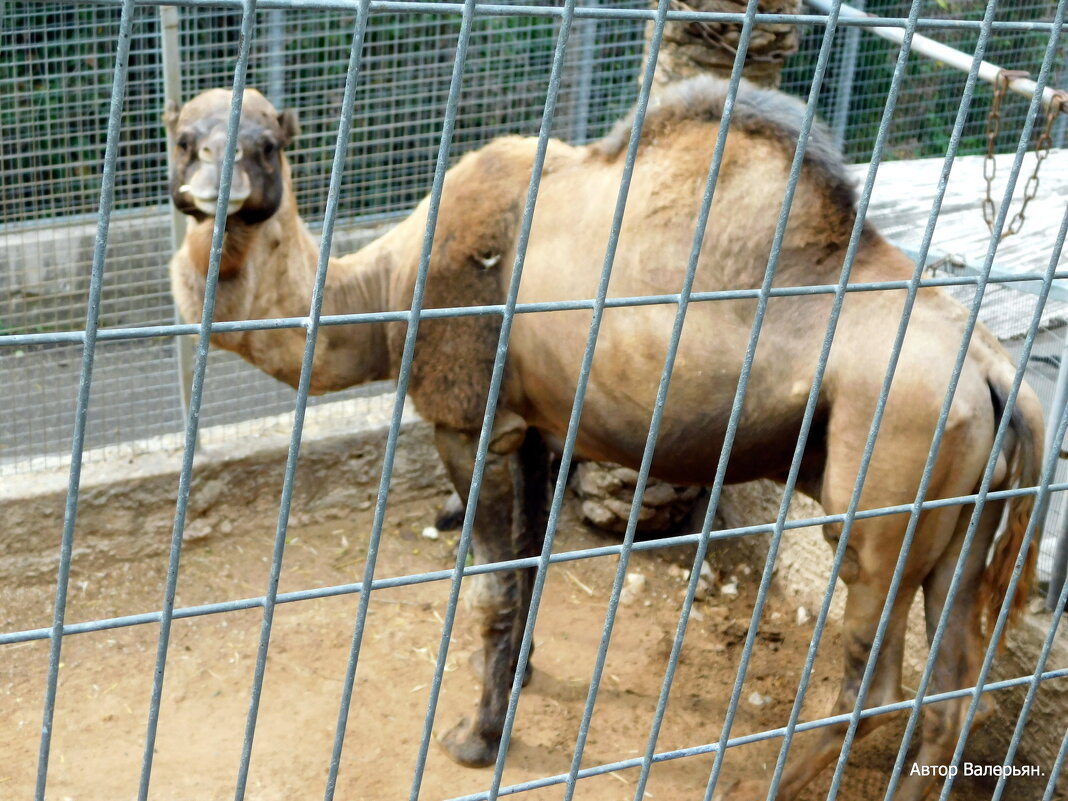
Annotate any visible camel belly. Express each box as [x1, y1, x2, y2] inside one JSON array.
[[508, 298, 828, 486]]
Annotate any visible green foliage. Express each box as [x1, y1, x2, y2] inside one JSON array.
[[1, 0, 1060, 229], [781, 0, 1065, 163]]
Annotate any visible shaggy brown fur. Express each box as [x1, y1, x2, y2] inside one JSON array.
[[166, 79, 1044, 801], [643, 0, 803, 92], [396, 139, 531, 430]]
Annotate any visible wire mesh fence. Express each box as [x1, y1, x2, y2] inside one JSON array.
[[1, 0, 1067, 799], [2, 0, 1065, 470]]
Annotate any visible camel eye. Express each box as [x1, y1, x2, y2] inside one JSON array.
[[261, 139, 276, 159], [177, 133, 193, 153]]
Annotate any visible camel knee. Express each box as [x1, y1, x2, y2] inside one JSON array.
[[465, 571, 520, 627], [822, 522, 860, 584]]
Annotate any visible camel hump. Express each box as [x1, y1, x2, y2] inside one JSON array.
[[595, 75, 856, 214]]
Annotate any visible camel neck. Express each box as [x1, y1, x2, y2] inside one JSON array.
[[183, 216, 261, 282]]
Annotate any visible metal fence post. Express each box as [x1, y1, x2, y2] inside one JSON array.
[[160, 5, 195, 424], [829, 0, 863, 150], [571, 0, 598, 143], [1044, 327, 1068, 610], [267, 9, 285, 108]]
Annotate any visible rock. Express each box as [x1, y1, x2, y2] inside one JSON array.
[[720, 579, 739, 598], [747, 691, 772, 707], [183, 518, 212, 543], [577, 462, 624, 496], [699, 560, 715, 583], [796, 606, 811, 625], [706, 605, 730, 622], [642, 481, 681, 507], [581, 499, 618, 531], [421, 526, 440, 541], [694, 577, 712, 602], [619, 572, 647, 605], [573, 461, 704, 534]]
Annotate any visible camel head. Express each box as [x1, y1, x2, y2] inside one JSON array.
[[164, 88, 299, 225]]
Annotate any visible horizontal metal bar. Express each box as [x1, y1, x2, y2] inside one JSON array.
[[806, 0, 1067, 108], [441, 667, 1068, 801], [3, 268, 1066, 349], [13, 0, 1062, 33], [3, 479, 1062, 646]]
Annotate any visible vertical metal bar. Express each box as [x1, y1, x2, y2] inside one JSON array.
[[266, 8, 285, 108], [159, 5, 196, 424], [495, 3, 674, 798], [752, 0, 1001, 793], [571, 0, 597, 144], [474, 4, 578, 796], [690, 0, 941, 794], [1054, 47, 1068, 149], [818, 2, 1067, 798], [322, 3, 478, 797], [1048, 500, 1068, 610], [1044, 327, 1068, 609], [33, 0, 137, 797], [1042, 726, 1068, 801], [234, 4, 374, 800], [137, 3, 260, 799], [830, 0, 862, 151], [993, 524, 1068, 801], [886, 124, 1066, 801], [404, 8, 581, 799], [812, 1, 1019, 795], [631, 4, 845, 797], [931, 6, 1067, 796]]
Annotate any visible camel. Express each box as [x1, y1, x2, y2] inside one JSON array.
[[165, 80, 1044, 800]]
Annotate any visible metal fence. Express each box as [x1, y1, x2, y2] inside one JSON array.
[[1, 0, 1065, 472], [1, 0, 1067, 799]]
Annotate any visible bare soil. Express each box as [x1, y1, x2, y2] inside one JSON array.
[[0, 491, 1042, 801]]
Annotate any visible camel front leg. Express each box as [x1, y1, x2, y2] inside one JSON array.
[[433, 417, 533, 768]]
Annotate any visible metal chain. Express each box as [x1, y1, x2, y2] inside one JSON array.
[[983, 69, 1068, 240]]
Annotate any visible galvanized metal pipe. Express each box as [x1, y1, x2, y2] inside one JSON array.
[[807, 0, 1067, 109]]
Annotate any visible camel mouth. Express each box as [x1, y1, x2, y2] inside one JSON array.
[[180, 185, 251, 218]]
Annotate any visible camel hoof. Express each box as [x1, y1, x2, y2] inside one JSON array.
[[435, 491, 466, 531], [718, 778, 771, 800], [469, 648, 533, 687], [438, 717, 500, 768]]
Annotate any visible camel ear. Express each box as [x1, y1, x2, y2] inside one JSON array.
[[278, 109, 300, 147], [163, 99, 181, 135]]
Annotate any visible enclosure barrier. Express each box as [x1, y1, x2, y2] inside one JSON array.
[[1, 1, 1067, 800]]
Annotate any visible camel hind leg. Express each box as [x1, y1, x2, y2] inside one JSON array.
[[759, 392, 991, 801], [764, 513, 919, 800], [889, 495, 1006, 801]]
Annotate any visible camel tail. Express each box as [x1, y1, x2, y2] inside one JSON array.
[[979, 376, 1043, 644]]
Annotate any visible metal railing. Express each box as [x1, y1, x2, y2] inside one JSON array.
[[1, 2, 1066, 801]]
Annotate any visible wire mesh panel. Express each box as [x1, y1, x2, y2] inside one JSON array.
[[0, 0, 648, 471], [1, 1, 1067, 801], [3, 1, 1064, 471]]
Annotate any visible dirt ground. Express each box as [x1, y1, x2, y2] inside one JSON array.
[[0, 489, 1051, 801]]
